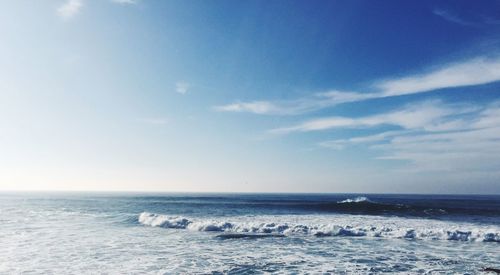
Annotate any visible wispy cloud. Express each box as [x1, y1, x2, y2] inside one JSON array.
[[432, 9, 478, 26], [318, 101, 500, 172], [375, 127, 500, 172], [213, 101, 281, 114], [175, 82, 190, 94], [213, 91, 376, 115], [319, 130, 409, 150], [57, 0, 83, 19], [271, 100, 472, 134], [214, 56, 500, 115], [376, 57, 500, 96], [432, 8, 500, 27]]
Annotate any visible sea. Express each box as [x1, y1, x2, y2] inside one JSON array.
[[0, 192, 499, 274]]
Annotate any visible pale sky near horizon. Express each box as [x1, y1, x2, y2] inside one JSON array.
[[1, 0, 500, 194]]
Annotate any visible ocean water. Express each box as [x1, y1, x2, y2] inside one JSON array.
[[0, 193, 499, 274]]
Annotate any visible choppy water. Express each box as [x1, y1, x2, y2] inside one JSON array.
[[0, 192, 499, 274]]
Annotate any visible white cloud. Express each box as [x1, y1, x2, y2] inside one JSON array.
[[375, 126, 500, 172], [215, 56, 500, 115], [214, 90, 375, 115], [318, 102, 500, 173], [376, 57, 500, 96], [271, 100, 466, 134], [272, 117, 359, 133], [319, 130, 409, 150], [175, 82, 190, 94], [317, 90, 376, 103], [57, 0, 83, 19], [213, 101, 281, 114]]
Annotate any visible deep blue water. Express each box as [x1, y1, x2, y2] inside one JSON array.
[[7, 192, 499, 221]]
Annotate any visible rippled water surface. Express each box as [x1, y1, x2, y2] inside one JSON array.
[[0, 192, 499, 274]]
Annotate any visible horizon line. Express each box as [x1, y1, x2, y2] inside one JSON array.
[[1, 189, 499, 196]]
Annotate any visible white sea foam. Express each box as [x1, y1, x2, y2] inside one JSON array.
[[138, 212, 191, 228], [338, 196, 370, 203], [138, 212, 500, 242]]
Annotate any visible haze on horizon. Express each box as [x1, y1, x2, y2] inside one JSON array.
[[1, 0, 500, 194]]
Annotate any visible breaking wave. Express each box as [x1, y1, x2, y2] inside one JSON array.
[[338, 196, 371, 203], [138, 212, 500, 242]]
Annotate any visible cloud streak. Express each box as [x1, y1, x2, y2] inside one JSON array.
[[318, 101, 500, 173], [214, 56, 500, 115], [271, 100, 470, 134], [376, 57, 500, 96], [432, 9, 478, 26], [213, 91, 376, 115], [432, 8, 500, 27]]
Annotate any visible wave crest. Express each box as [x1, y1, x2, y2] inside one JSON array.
[[338, 196, 371, 203], [138, 212, 499, 242], [138, 212, 191, 229]]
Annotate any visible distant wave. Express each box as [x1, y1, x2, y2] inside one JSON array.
[[310, 196, 500, 218], [338, 196, 371, 203], [138, 212, 500, 242], [314, 197, 415, 215]]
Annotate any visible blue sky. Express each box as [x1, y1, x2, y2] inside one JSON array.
[[1, 0, 500, 193]]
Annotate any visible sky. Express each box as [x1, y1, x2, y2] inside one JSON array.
[[1, 0, 500, 193]]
